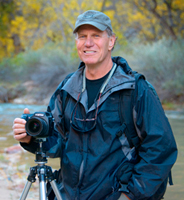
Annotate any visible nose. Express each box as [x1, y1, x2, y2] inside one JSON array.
[[85, 36, 94, 47]]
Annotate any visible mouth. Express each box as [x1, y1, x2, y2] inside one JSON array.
[[84, 50, 96, 54]]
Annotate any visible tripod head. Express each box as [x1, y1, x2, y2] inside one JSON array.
[[35, 138, 48, 164]]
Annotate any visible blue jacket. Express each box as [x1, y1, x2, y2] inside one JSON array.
[[21, 57, 177, 200]]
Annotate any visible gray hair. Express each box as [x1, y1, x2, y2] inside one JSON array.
[[105, 27, 114, 37], [105, 27, 117, 50]]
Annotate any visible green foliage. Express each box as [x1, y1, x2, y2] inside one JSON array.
[[0, 41, 79, 102], [0, 41, 78, 82], [122, 37, 184, 102]]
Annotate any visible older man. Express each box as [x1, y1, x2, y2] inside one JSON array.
[[13, 10, 177, 200]]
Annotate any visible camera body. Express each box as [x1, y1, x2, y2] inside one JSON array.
[[21, 112, 54, 138]]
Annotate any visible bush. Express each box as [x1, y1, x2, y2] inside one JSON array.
[[1, 38, 183, 104], [119, 37, 184, 103], [0, 41, 78, 82], [0, 42, 79, 103]]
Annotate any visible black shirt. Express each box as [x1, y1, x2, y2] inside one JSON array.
[[86, 71, 110, 109]]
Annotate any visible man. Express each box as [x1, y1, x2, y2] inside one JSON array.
[[13, 10, 177, 200]]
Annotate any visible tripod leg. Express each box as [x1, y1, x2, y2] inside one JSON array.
[[19, 166, 37, 200], [39, 168, 47, 200], [50, 180, 63, 200], [19, 181, 32, 200], [39, 181, 47, 200]]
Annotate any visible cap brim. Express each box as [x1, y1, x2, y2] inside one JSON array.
[[73, 21, 107, 33]]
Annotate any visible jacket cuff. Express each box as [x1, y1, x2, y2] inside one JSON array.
[[20, 137, 38, 153]]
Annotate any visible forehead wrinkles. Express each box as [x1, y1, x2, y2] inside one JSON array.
[[78, 25, 108, 34], [77, 30, 108, 38]]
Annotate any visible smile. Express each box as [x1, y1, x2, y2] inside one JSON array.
[[84, 51, 96, 54]]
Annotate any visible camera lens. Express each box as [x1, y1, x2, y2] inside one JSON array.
[[28, 121, 41, 133], [26, 117, 48, 137]]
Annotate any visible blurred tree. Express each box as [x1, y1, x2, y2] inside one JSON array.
[[0, 0, 184, 61], [112, 0, 184, 41], [0, 0, 22, 58]]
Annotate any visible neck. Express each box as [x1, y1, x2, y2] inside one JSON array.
[[85, 57, 113, 80]]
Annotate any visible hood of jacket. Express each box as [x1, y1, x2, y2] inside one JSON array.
[[62, 56, 136, 113]]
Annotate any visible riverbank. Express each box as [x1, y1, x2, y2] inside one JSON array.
[[0, 143, 60, 200], [0, 141, 38, 199], [0, 103, 59, 199], [10, 96, 184, 112], [0, 103, 184, 200], [1, 77, 184, 111], [0, 148, 39, 200]]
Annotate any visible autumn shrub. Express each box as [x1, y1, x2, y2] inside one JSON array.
[[0, 41, 79, 102], [121, 37, 184, 103], [0, 42, 78, 84]]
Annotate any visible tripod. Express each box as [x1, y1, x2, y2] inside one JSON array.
[[19, 139, 63, 200]]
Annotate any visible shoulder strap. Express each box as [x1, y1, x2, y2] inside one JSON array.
[[58, 73, 73, 137], [132, 71, 145, 104], [61, 73, 74, 113], [118, 72, 144, 149], [118, 89, 139, 149], [118, 71, 161, 149]]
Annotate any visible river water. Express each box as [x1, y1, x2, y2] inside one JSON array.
[[0, 103, 184, 199], [0, 103, 60, 169]]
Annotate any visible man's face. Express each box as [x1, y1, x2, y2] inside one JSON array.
[[75, 25, 115, 67]]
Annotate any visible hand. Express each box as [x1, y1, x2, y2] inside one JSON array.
[[12, 108, 32, 144]]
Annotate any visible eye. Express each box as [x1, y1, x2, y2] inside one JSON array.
[[78, 35, 86, 40], [94, 34, 100, 38]]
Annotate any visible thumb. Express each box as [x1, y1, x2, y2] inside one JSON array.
[[24, 108, 30, 114]]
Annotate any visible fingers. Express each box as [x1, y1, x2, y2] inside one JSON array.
[[13, 122, 26, 129], [13, 117, 26, 125], [14, 132, 27, 140], [13, 118, 26, 131], [13, 116, 27, 141], [13, 126, 26, 136], [14, 133, 32, 143], [13, 123, 32, 143], [13, 118, 26, 132], [12, 108, 32, 143], [24, 108, 30, 114], [13, 122, 27, 142]]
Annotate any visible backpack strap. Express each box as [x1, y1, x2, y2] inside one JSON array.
[[132, 71, 145, 104], [118, 89, 140, 149], [118, 71, 162, 149], [61, 72, 73, 112], [59, 73, 73, 138], [117, 71, 145, 149]]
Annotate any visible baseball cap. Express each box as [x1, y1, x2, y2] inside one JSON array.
[[73, 10, 113, 33]]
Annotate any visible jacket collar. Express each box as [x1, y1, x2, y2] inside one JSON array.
[[62, 57, 135, 111], [77, 56, 132, 74]]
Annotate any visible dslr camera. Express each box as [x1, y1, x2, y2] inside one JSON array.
[[21, 112, 54, 138]]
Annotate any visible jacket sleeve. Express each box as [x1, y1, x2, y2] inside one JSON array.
[[21, 81, 66, 158], [126, 79, 178, 200]]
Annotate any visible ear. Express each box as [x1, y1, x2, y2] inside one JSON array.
[[108, 35, 116, 50]]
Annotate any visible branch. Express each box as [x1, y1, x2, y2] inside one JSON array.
[[143, 0, 177, 39], [164, 0, 174, 27], [101, 0, 118, 12]]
